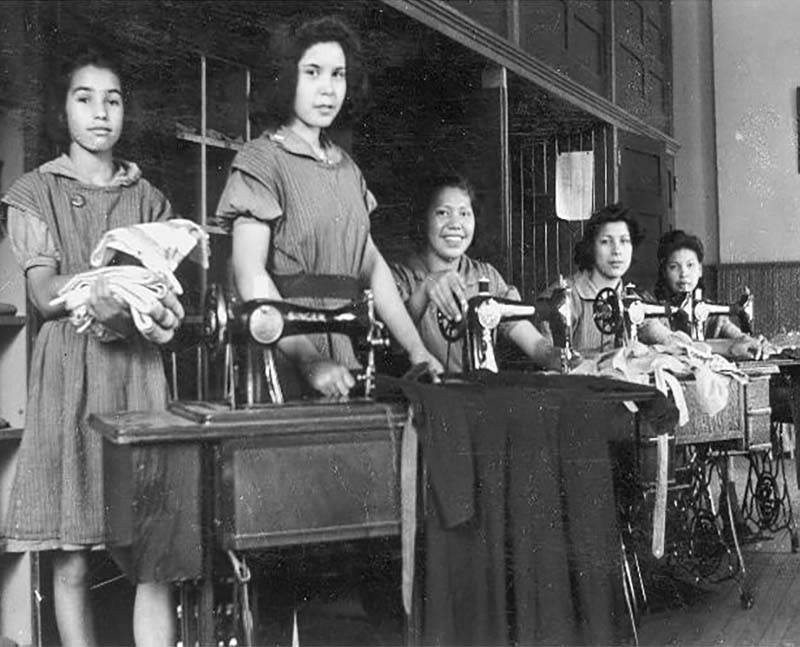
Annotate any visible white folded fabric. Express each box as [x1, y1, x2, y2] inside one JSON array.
[[51, 266, 170, 341], [52, 219, 209, 343], [90, 218, 209, 294]]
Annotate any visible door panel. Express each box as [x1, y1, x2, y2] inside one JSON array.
[[617, 130, 674, 292]]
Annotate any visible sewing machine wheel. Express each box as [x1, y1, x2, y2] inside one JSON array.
[[437, 309, 465, 342], [593, 287, 622, 335], [203, 284, 229, 351]]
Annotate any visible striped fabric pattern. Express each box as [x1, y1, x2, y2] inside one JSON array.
[[217, 131, 377, 369], [1, 164, 171, 553]]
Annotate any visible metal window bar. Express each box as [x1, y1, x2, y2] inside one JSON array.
[[511, 126, 611, 295]]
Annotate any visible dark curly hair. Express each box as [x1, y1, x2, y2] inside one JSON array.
[[654, 229, 705, 300], [573, 203, 644, 272], [46, 46, 126, 149], [251, 15, 369, 134], [410, 173, 478, 248]]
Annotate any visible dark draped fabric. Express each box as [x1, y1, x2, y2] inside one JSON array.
[[766, 358, 800, 488], [378, 372, 675, 646]]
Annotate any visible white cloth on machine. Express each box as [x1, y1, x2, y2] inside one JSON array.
[[571, 334, 747, 425], [51, 219, 209, 343]]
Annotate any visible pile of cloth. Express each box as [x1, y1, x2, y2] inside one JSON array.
[[572, 333, 747, 426], [50, 218, 209, 343]]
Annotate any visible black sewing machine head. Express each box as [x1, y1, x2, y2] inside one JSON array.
[[203, 284, 389, 402], [534, 275, 574, 372], [682, 286, 754, 341], [593, 283, 676, 346], [436, 277, 536, 373]]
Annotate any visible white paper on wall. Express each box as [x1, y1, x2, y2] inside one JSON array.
[[555, 151, 594, 221]]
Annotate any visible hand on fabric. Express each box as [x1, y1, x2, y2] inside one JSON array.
[[425, 270, 468, 322], [139, 289, 185, 345], [545, 345, 583, 372], [408, 347, 444, 379], [729, 335, 771, 361], [154, 289, 185, 330], [90, 275, 127, 322], [89, 275, 133, 338], [300, 358, 356, 397]]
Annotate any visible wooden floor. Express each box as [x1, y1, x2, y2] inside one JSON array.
[[638, 453, 800, 647], [638, 547, 800, 647]]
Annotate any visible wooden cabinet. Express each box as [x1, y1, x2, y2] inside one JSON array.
[[614, 0, 672, 134], [518, 0, 610, 98]]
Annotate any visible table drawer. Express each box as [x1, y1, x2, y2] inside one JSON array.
[[675, 373, 772, 449], [216, 427, 402, 551], [676, 378, 744, 446]]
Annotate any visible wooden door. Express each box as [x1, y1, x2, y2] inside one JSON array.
[[617, 130, 674, 292]]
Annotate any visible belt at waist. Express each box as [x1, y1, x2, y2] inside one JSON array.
[[272, 274, 361, 301]]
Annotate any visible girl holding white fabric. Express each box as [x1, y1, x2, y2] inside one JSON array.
[[1, 49, 182, 646]]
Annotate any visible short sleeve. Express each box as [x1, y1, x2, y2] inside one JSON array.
[[147, 183, 175, 223], [214, 169, 283, 232], [359, 171, 378, 215], [5, 205, 60, 272], [391, 262, 417, 302]]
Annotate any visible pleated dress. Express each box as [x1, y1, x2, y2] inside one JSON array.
[[1, 155, 172, 552]]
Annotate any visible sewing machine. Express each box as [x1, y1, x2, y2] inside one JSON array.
[[593, 283, 677, 346], [437, 277, 536, 372], [202, 284, 389, 403], [682, 286, 754, 341], [534, 275, 575, 372]]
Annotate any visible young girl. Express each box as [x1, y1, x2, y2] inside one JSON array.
[[215, 15, 441, 396], [1, 50, 182, 646], [392, 173, 561, 373], [649, 229, 768, 360], [538, 204, 644, 354]]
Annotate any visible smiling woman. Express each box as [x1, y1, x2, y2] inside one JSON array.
[[391, 172, 561, 373]]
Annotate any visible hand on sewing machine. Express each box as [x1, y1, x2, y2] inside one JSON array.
[[299, 357, 356, 398], [424, 270, 468, 322], [543, 345, 583, 372]]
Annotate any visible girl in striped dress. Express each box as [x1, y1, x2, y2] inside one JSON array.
[[1, 50, 183, 646], [216, 16, 442, 397]]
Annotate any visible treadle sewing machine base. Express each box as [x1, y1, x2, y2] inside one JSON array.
[[90, 398, 409, 647], [623, 359, 800, 615]]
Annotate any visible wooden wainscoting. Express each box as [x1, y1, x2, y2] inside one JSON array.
[[716, 263, 800, 338]]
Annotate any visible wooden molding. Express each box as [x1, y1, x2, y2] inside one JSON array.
[[381, 0, 680, 154]]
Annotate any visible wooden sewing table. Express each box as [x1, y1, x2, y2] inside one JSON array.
[[90, 399, 407, 646], [636, 359, 798, 609]]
